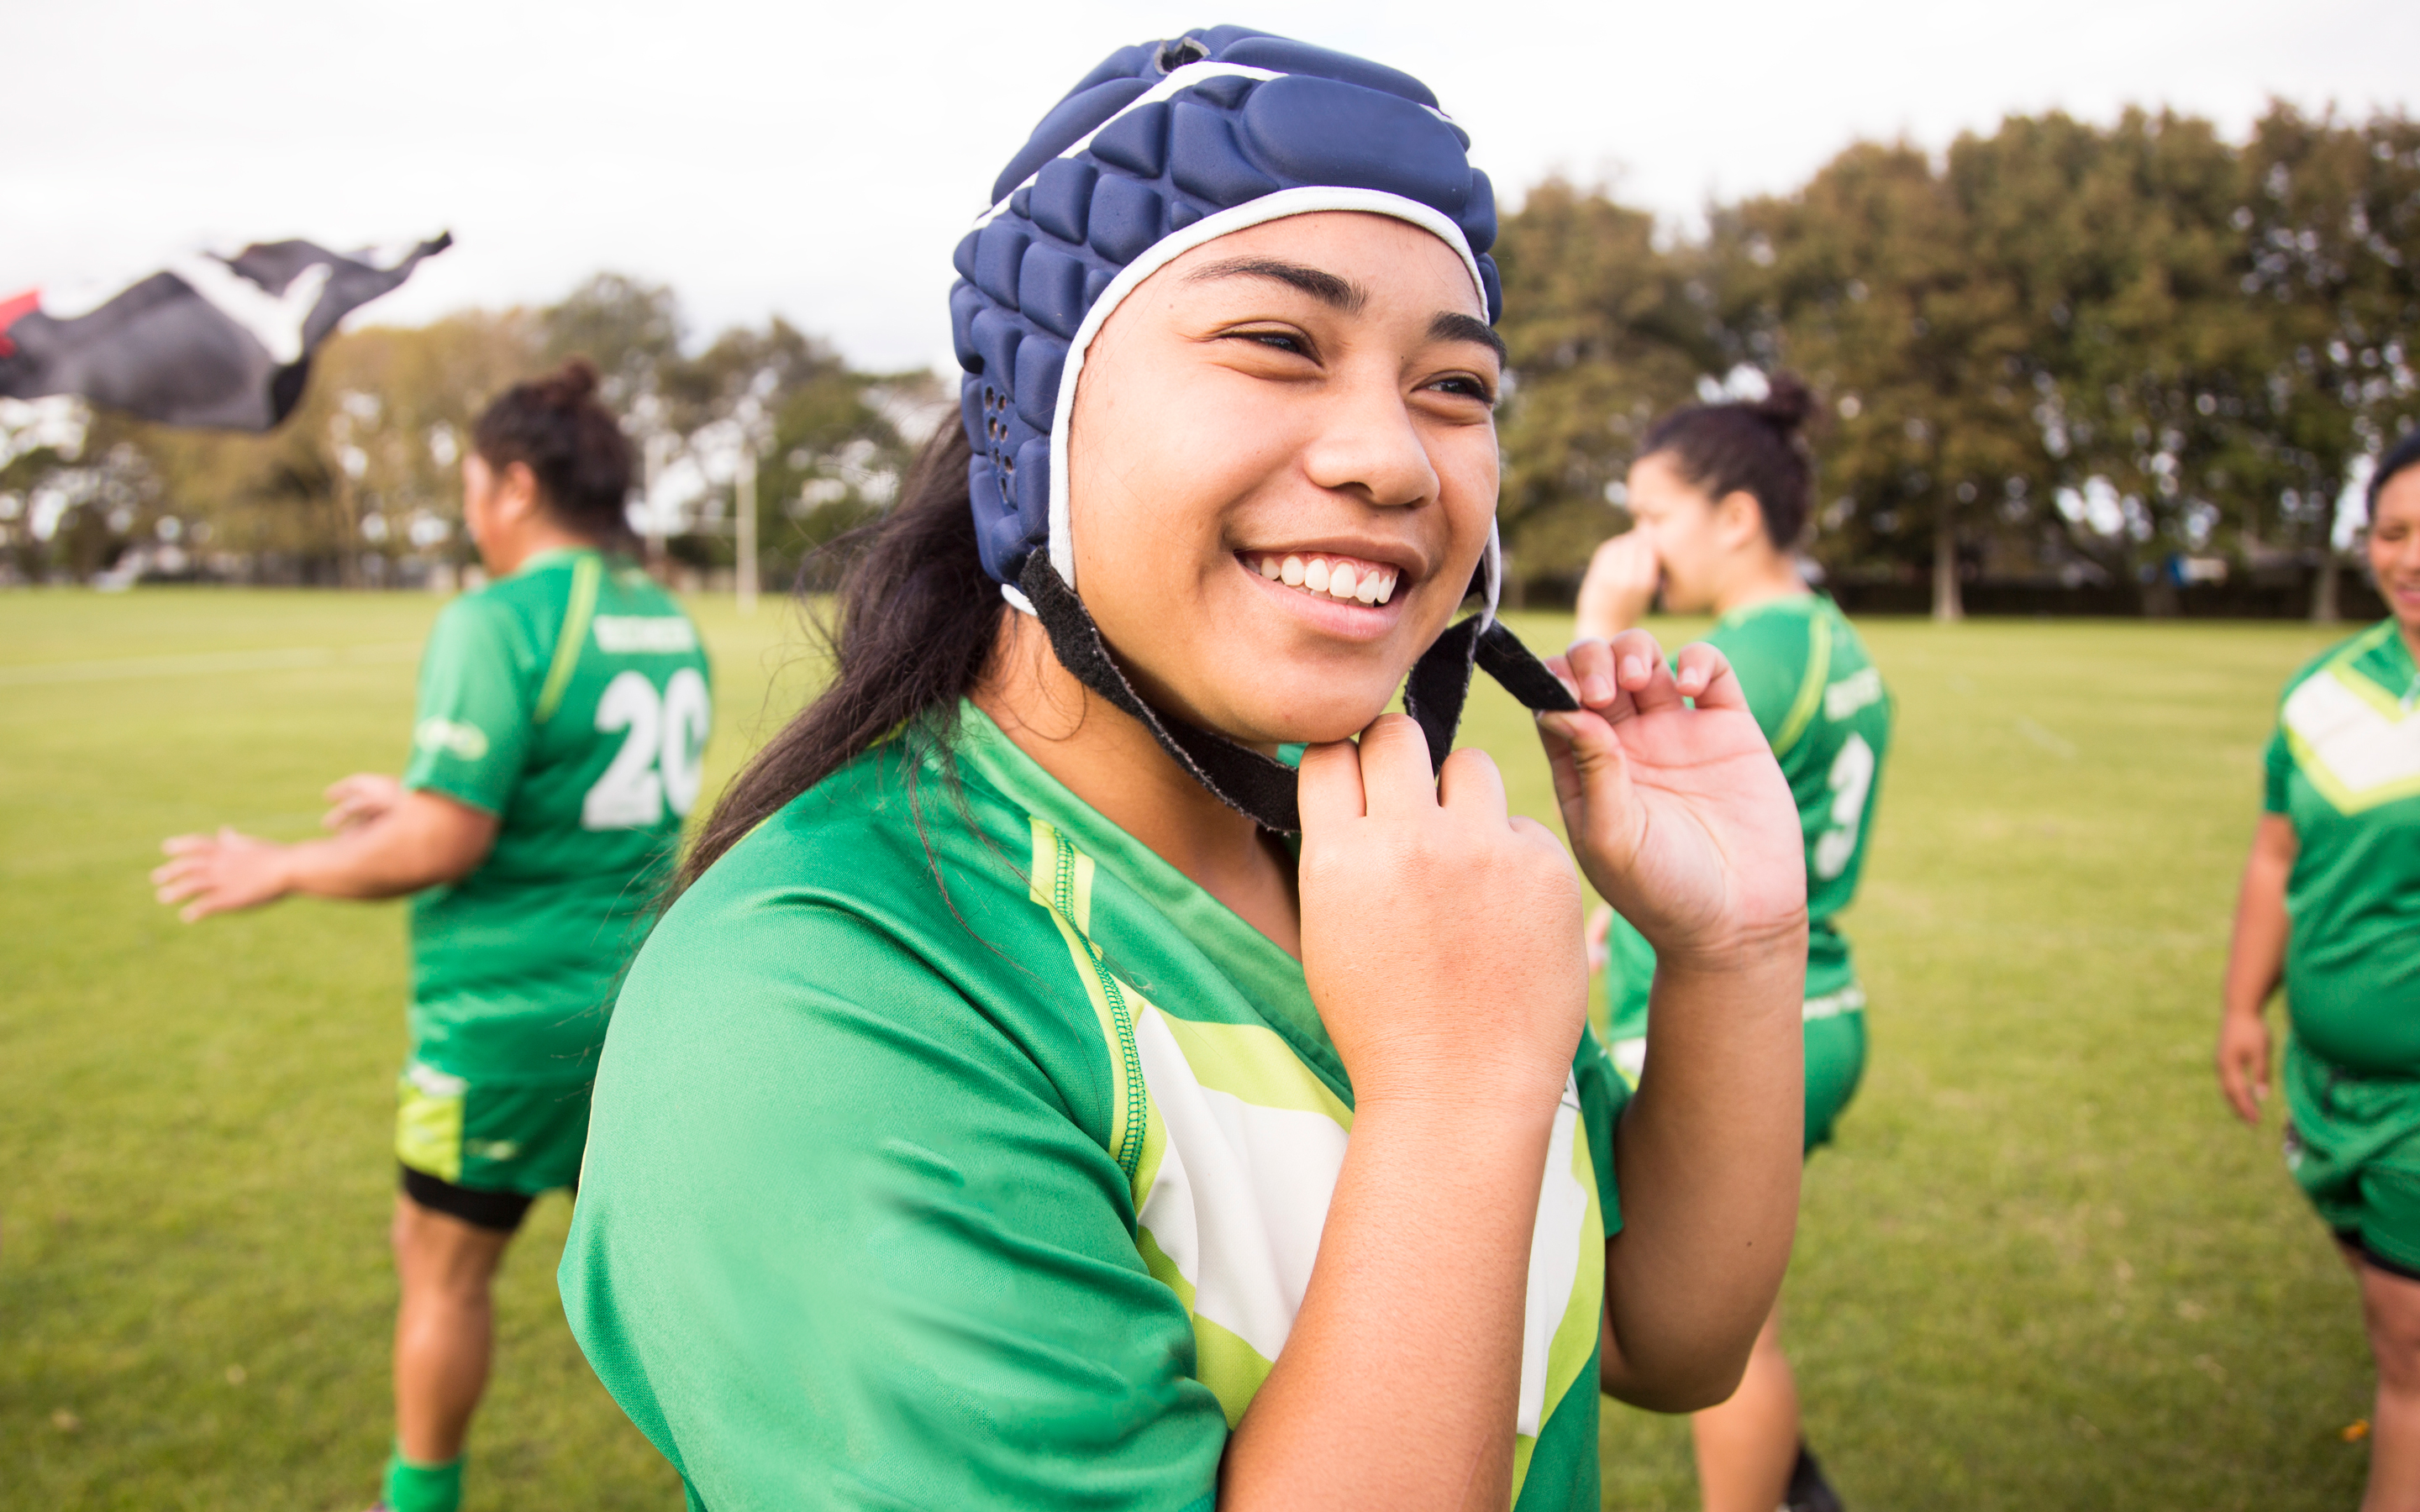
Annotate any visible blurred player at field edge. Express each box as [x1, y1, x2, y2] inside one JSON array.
[[1576, 374, 1886, 1512], [151, 360, 711, 1512], [2220, 430, 2420, 1512]]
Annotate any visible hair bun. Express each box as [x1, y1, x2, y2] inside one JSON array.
[[543, 356, 602, 407], [1749, 372, 1815, 434]]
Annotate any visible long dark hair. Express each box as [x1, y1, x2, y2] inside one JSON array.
[[1641, 373, 1819, 548], [681, 424, 997, 885], [471, 358, 639, 554]]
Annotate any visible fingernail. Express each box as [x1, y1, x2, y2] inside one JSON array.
[[1621, 657, 1644, 681], [1584, 675, 1613, 703]]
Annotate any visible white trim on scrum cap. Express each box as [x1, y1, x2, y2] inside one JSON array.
[[973, 60, 1472, 228], [1016, 185, 1491, 612], [976, 62, 1281, 228]]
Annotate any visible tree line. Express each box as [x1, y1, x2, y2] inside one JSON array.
[[2, 100, 2413, 619], [1495, 100, 2420, 618]]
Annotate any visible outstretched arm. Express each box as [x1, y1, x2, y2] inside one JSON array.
[[2217, 814, 2296, 1126], [153, 779, 498, 920], [1539, 631, 1807, 1411]]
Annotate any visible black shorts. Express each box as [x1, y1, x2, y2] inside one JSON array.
[[399, 1164, 544, 1234]]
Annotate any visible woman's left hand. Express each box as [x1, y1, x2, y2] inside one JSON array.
[[1538, 630, 1805, 970], [152, 827, 294, 921]]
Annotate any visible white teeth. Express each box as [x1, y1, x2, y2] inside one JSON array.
[[1255, 553, 1400, 606]]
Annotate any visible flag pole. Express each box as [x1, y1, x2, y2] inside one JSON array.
[[644, 432, 670, 580]]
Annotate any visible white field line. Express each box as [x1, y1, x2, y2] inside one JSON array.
[[0, 642, 422, 687], [2013, 717, 2079, 759]]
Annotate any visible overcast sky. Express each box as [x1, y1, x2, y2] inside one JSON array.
[[9, 0, 2414, 375]]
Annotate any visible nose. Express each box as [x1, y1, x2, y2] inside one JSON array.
[[1298, 370, 1440, 511]]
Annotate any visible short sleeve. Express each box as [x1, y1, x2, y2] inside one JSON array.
[[2263, 726, 2292, 815], [561, 889, 1226, 1512], [402, 599, 532, 816]]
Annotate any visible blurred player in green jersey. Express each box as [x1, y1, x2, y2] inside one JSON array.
[[1576, 374, 1886, 1512], [2221, 430, 2420, 1510], [152, 360, 710, 1512]]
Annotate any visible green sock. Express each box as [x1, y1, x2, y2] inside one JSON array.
[[382, 1445, 464, 1512]]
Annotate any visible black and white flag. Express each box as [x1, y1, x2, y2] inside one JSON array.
[[0, 234, 451, 432]]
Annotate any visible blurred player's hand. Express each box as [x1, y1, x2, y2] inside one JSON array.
[[152, 828, 292, 921], [323, 774, 405, 831], [1574, 526, 1660, 643], [1586, 903, 1613, 974], [2216, 1009, 2272, 1126], [1540, 632, 1806, 974]]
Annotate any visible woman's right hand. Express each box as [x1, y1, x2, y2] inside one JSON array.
[[2217, 1010, 2272, 1126], [2218, 813, 2296, 1128], [1574, 526, 1660, 643], [1296, 712, 1587, 1109]]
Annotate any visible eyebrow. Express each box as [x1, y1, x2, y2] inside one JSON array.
[[1429, 311, 1507, 365], [1183, 255, 1506, 365], [1184, 256, 1366, 312]]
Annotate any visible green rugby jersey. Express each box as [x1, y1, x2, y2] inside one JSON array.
[[562, 701, 1627, 1512], [402, 547, 711, 1081], [2264, 620, 2420, 1075], [1601, 595, 1891, 1053]]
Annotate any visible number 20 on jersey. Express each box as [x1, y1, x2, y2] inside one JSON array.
[[584, 669, 710, 830]]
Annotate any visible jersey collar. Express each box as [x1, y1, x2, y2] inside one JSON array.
[[950, 699, 1344, 1094], [1713, 589, 1820, 633], [510, 544, 602, 579]]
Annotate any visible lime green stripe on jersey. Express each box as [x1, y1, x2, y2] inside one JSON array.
[[2284, 624, 2420, 815], [1134, 1226, 1276, 1427], [2321, 622, 2406, 717], [1770, 607, 1832, 758], [533, 551, 603, 725], [1029, 818, 1148, 1182], [1153, 1011, 1355, 1126]]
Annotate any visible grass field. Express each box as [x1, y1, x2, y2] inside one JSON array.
[[0, 588, 2375, 1509]]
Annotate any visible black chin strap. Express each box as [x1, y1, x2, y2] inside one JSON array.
[[1019, 554, 1578, 834]]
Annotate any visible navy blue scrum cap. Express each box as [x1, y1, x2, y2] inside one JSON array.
[[949, 25, 1502, 596], [949, 27, 1569, 833]]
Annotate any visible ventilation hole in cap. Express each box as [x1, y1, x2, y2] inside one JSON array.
[[1156, 37, 1207, 72]]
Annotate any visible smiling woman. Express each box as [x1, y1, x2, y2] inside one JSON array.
[[560, 26, 1810, 1512]]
